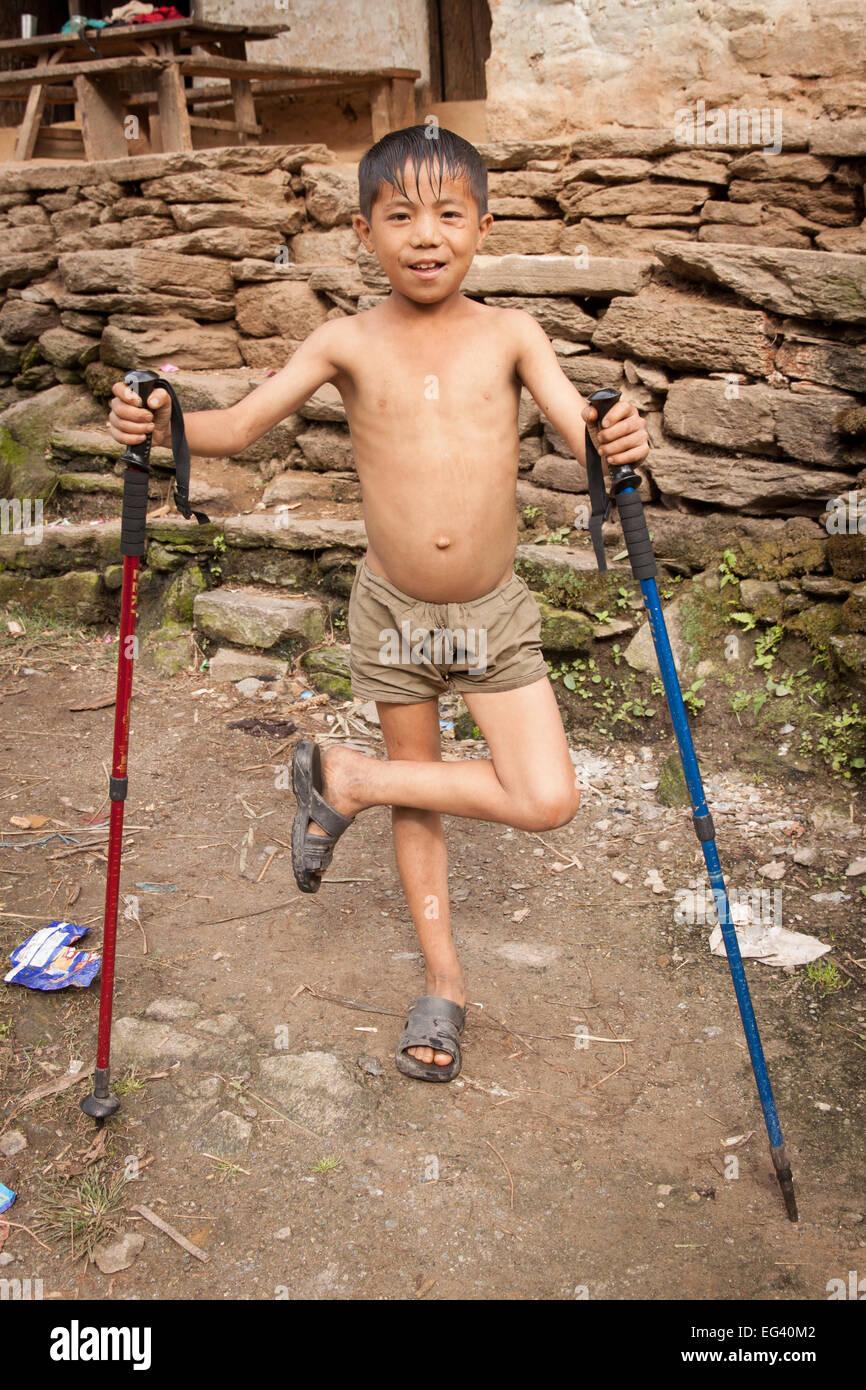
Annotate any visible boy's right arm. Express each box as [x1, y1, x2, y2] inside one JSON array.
[[107, 321, 341, 457]]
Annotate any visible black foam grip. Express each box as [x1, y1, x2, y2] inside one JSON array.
[[120, 435, 152, 472], [118, 370, 159, 473], [615, 489, 657, 581], [120, 466, 150, 557], [590, 387, 621, 427]]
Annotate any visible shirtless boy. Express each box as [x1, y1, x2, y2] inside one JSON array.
[[108, 125, 650, 1084]]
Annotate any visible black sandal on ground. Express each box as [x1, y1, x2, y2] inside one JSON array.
[[395, 996, 466, 1082]]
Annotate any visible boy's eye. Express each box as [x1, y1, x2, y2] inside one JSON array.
[[388, 211, 462, 221]]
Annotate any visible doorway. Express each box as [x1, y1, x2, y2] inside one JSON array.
[[427, 0, 492, 103]]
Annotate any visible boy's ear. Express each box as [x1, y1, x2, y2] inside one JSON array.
[[475, 211, 494, 251], [352, 213, 374, 252]]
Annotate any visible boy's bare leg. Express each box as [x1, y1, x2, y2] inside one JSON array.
[[307, 676, 580, 834], [376, 698, 462, 1069], [301, 677, 580, 1066]]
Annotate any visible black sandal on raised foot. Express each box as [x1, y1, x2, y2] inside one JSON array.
[[395, 996, 466, 1082], [290, 739, 355, 893]]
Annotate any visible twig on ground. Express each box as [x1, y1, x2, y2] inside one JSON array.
[[255, 851, 277, 883], [529, 831, 584, 871], [217, 1076, 325, 1143], [300, 985, 403, 1018], [484, 1138, 515, 1210], [202, 1153, 251, 1176], [590, 1016, 629, 1090], [3, 1064, 94, 1129], [0, 1220, 52, 1252], [131, 1205, 209, 1263], [195, 900, 295, 929]]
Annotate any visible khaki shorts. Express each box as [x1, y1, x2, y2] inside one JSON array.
[[347, 557, 549, 705]]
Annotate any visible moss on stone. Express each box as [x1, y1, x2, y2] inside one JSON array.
[[161, 564, 207, 624], [677, 585, 738, 664], [731, 531, 828, 581], [221, 549, 313, 590], [536, 598, 594, 652], [302, 644, 352, 700], [656, 751, 691, 807], [785, 602, 845, 654], [841, 582, 866, 633], [0, 423, 57, 501], [146, 541, 190, 573], [141, 621, 192, 676], [515, 554, 635, 614], [827, 533, 866, 582], [0, 568, 106, 622]]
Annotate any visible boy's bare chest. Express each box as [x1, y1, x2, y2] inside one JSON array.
[[341, 333, 519, 420]]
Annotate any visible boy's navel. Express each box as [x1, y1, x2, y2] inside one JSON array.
[[435, 536, 451, 549]]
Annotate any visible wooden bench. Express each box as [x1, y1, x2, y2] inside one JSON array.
[[0, 19, 420, 160]]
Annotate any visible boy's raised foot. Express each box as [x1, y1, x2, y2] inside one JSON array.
[[290, 740, 362, 892]]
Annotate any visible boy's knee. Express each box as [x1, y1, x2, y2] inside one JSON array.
[[526, 783, 580, 832], [553, 783, 581, 828]]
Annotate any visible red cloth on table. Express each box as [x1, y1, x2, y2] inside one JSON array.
[[131, 6, 186, 21]]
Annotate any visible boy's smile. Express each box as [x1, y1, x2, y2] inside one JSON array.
[[353, 159, 493, 308]]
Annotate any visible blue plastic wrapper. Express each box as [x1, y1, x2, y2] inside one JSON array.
[[0, 1183, 15, 1214], [4, 921, 100, 991]]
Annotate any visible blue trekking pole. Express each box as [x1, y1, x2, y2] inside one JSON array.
[[584, 387, 798, 1222]]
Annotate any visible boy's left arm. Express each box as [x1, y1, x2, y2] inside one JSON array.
[[514, 312, 649, 472]]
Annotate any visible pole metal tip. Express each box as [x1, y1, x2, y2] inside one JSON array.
[[777, 1171, 799, 1223], [771, 1143, 799, 1223]]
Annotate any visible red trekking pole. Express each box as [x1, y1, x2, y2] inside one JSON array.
[[81, 369, 208, 1121], [80, 370, 158, 1120]]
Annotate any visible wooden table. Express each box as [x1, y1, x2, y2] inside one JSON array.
[[0, 19, 419, 161]]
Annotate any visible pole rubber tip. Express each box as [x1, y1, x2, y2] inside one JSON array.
[[81, 1091, 121, 1120]]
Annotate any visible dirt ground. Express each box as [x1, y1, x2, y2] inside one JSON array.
[[1, 623, 864, 1303]]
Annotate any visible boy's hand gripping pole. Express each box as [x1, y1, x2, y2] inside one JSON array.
[[584, 388, 798, 1222]]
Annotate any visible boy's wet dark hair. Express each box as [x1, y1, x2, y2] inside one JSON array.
[[358, 124, 488, 222]]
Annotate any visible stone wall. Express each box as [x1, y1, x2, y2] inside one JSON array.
[[486, 0, 866, 138], [0, 131, 864, 695]]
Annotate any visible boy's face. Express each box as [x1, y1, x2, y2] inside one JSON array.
[[353, 157, 493, 304]]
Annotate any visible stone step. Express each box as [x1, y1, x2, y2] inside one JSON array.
[[263, 470, 360, 505], [223, 515, 367, 551], [207, 647, 289, 682], [57, 471, 125, 495], [49, 423, 174, 470], [193, 585, 325, 650]]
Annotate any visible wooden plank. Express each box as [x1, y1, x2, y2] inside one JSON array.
[[155, 44, 193, 154], [220, 35, 258, 148], [389, 76, 416, 130], [370, 82, 390, 143], [0, 21, 289, 59], [0, 56, 169, 91], [439, 0, 490, 101], [0, 59, 421, 95], [188, 116, 261, 135], [426, 0, 444, 104], [74, 73, 128, 161], [178, 56, 421, 81], [13, 57, 50, 161], [254, 75, 403, 95], [130, 76, 414, 112]]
